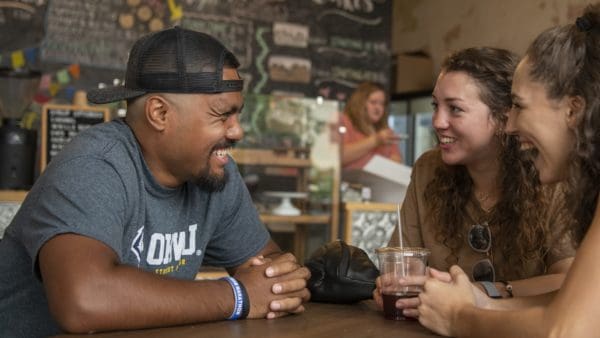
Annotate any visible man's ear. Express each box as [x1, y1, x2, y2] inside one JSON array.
[[567, 95, 585, 129], [144, 95, 170, 132]]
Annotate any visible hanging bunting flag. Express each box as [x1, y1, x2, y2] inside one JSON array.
[[68, 64, 80, 79], [24, 47, 38, 65], [167, 0, 183, 21], [39, 73, 51, 90], [34, 92, 51, 104], [49, 83, 61, 96], [11, 50, 25, 69], [65, 86, 76, 101], [56, 69, 70, 84]]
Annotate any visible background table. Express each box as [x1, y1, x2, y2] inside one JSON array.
[[54, 300, 440, 338]]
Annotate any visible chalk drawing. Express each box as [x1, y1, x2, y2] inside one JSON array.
[[316, 46, 368, 58], [273, 22, 309, 48], [317, 9, 381, 25], [253, 26, 270, 94]]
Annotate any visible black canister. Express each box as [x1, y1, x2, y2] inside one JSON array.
[[0, 118, 37, 189]]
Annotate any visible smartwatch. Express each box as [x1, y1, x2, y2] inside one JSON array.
[[479, 281, 502, 299]]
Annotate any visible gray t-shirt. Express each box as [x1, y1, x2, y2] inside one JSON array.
[[0, 119, 270, 337]]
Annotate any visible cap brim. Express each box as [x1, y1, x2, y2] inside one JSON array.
[[87, 86, 147, 104]]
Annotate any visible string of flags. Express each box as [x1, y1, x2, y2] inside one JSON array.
[[0, 47, 81, 103]]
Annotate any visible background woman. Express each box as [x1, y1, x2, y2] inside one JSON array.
[[373, 47, 575, 316], [341, 81, 403, 169], [417, 5, 600, 337]]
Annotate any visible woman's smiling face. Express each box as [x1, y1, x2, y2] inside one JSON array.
[[506, 58, 576, 184], [431, 70, 501, 168]]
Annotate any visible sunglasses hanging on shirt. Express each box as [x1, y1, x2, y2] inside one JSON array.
[[468, 222, 496, 282]]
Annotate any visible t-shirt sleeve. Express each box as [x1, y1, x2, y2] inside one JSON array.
[[201, 161, 270, 268], [14, 157, 128, 271]]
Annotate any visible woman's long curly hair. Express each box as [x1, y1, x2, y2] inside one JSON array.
[[343, 81, 390, 135], [525, 4, 600, 244], [424, 47, 550, 277]]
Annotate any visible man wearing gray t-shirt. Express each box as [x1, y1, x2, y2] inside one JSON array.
[[0, 27, 310, 337]]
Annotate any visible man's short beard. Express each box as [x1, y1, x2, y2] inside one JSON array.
[[194, 169, 229, 192]]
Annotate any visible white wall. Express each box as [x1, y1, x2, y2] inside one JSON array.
[[392, 0, 591, 77]]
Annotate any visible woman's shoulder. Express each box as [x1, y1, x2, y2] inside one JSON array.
[[340, 113, 352, 125], [409, 148, 443, 185], [413, 148, 443, 171]]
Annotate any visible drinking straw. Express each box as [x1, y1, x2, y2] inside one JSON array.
[[397, 202, 407, 277], [397, 203, 403, 248]]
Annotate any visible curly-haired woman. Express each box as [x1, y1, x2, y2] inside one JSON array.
[[418, 4, 600, 336], [373, 47, 575, 317]]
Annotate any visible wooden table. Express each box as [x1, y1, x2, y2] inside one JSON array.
[[54, 301, 439, 338]]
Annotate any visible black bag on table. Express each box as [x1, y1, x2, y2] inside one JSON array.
[[305, 240, 379, 304]]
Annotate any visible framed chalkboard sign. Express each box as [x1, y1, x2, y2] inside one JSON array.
[[40, 104, 110, 171], [343, 202, 398, 263]]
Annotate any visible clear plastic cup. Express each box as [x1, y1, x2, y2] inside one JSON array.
[[376, 247, 430, 320]]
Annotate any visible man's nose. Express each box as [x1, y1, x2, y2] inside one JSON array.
[[226, 115, 244, 140]]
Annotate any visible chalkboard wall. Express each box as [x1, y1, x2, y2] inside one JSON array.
[[2, 0, 392, 101]]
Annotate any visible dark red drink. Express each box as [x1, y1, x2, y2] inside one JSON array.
[[382, 292, 419, 320]]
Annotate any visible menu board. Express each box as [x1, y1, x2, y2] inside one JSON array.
[[40, 0, 392, 100], [40, 104, 110, 171]]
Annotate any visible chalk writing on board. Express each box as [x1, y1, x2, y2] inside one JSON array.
[[312, 0, 379, 13], [229, 0, 289, 23], [41, 104, 109, 170], [35, 0, 392, 98], [268, 56, 311, 84], [273, 22, 309, 48], [0, 0, 46, 52], [317, 9, 382, 25], [181, 13, 253, 69], [42, 0, 135, 68], [46, 109, 104, 158], [41, 0, 168, 68]]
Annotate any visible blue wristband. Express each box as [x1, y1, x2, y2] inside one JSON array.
[[221, 277, 248, 320]]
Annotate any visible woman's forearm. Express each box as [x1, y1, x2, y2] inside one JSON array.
[[342, 135, 378, 165]]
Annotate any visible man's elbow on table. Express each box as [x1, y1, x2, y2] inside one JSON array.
[[47, 288, 107, 334]]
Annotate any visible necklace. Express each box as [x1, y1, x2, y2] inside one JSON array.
[[475, 191, 491, 204], [474, 191, 494, 212]]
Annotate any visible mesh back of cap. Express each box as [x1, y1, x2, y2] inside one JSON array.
[[126, 27, 242, 93]]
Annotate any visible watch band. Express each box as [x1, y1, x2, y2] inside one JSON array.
[[479, 281, 502, 299]]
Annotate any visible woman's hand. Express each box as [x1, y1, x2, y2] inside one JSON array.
[[373, 267, 452, 318], [418, 265, 477, 336], [375, 128, 401, 146]]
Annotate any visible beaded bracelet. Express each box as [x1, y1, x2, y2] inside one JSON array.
[[221, 276, 250, 320]]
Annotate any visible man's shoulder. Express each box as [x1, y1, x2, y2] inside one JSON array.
[[65, 120, 136, 162]]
